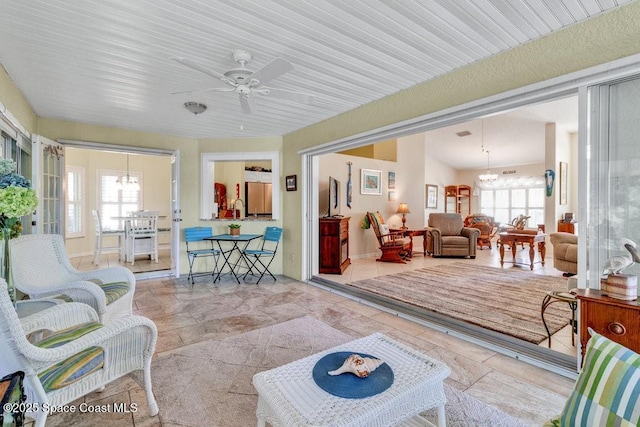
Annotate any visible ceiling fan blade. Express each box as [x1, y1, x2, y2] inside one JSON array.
[[240, 95, 256, 114], [171, 87, 235, 95], [170, 56, 234, 85], [249, 57, 294, 86], [259, 87, 315, 105]]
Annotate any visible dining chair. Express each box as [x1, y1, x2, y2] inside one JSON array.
[[125, 211, 159, 265], [241, 226, 282, 284], [91, 209, 124, 264], [184, 226, 220, 284]]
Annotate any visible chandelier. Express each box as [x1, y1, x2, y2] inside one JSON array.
[[479, 150, 498, 184], [115, 154, 140, 191], [478, 120, 498, 184]]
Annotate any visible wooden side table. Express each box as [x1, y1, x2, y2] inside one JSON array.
[[498, 232, 546, 270], [390, 228, 427, 255]]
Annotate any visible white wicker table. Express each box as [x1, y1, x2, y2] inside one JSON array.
[[252, 332, 451, 427]]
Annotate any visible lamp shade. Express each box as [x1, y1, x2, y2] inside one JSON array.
[[396, 203, 410, 214]]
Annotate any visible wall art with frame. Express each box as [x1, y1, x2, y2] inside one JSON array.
[[361, 169, 382, 195], [426, 184, 438, 208]]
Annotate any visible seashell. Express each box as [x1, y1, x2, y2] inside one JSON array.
[[327, 354, 384, 378]]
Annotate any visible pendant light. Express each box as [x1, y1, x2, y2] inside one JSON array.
[[115, 154, 140, 191], [478, 120, 498, 184]]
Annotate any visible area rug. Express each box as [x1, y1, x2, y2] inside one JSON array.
[[151, 315, 526, 426], [346, 262, 572, 344]]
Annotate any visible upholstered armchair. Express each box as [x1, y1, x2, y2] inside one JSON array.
[[426, 213, 479, 258], [550, 232, 578, 276], [10, 234, 135, 323], [366, 212, 412, 263]]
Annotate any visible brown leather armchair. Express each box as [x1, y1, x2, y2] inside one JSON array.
[[426, 213, 479, 258], [550, 232, 578, 276]]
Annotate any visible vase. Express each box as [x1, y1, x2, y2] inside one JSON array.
[[229, 227, 240, 236], [1, 227, 15, 304]]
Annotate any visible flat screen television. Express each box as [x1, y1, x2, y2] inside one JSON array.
[[320, 176, 341, 217]]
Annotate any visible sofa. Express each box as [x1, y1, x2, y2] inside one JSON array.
[[549, 232, 578, 276]]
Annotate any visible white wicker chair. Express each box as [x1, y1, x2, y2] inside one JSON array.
[[10, 234, 135, 323], [0, 279, 158, 427]]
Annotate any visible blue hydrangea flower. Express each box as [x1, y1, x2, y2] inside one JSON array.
[[0, 173, 31, 189]]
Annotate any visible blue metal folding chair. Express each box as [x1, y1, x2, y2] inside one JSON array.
[[242, 227, 283, 284], [185, 227, 220, 284]]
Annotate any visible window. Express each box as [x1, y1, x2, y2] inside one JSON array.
[[98, 170, 142, 230], [66, 166, 85, 238], [480, 181, 545, 227]]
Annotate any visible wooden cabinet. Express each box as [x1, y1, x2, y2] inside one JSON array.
[[575, 289, 640, 365], [319, 217, 350, 274], [444, 185, 471, 215], [557, 221, 575, 234]]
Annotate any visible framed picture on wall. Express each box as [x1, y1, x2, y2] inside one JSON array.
[[426, 184, 438, 208], [388, 171, 396, 189], [285, 175, 297, 191], [361, 169, 382, 195]]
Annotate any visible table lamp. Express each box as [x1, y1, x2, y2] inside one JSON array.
[[396, 203, 410, 229]]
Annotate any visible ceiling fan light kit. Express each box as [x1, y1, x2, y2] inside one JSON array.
[[172, 49, 313, 115], [184, 102, 207, 115]]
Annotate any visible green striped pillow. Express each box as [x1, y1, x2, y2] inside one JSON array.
[[554, 330, 640, 426], [98, 281, 130, 305], [35, 322, 105, 391]]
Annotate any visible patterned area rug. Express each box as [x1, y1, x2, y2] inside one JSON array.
[[151, 316, 526, 426], [346, 263, 572, 344]]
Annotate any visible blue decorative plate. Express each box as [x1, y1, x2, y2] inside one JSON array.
[[312, 351, 394, 399]]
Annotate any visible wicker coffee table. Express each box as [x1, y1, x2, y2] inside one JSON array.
[[252, 333, 451, 427]]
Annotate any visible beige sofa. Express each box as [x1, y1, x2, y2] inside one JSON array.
[[550, 232, 578, 276]]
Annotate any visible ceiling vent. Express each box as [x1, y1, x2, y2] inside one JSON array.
[[456, 131, 471, 137]]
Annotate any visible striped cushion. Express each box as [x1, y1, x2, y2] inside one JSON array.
[[98, 281, 129, 305], [38, 347, 104, 391], [35, 322, 103, 348], [548, 330, 640, 426], [36, 322, 105, 391]]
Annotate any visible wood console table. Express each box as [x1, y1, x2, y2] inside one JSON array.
[[574, 289, 640, 366], [498, 232, 546, 270]]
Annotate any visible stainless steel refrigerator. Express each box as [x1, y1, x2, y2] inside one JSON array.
[[246, 182, 273, 216]]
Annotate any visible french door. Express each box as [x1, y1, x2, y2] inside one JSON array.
[[31, 135, 64, 234]]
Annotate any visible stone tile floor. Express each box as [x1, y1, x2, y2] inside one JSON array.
[[34, 268, 575, 426]]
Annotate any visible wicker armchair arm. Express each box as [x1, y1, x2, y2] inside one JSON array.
[[23, 316, 158, 365], [75, 266, 136, 292], [28, 281, 107, 314], [20, 302, 99, 336]]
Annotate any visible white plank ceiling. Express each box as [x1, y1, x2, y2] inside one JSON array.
[[0, 0, 629, 167]]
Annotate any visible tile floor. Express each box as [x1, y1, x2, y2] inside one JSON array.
[[38, 239, 576, 426]]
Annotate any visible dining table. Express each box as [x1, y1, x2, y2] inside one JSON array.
[[205, 234, 262, 283]]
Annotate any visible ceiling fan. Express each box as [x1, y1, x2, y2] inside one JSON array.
[[171, 49, 314, 114]]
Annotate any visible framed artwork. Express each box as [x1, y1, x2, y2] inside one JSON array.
[[285, 174, 297, 191], [388, 171, 396, 189], [360, 169, 382, 195], [388, 190, 396, 201], [559, 162, 568, 205], [426, 184, 438, 208]]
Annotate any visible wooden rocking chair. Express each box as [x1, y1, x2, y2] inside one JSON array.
[[366, 212, 412, 263]]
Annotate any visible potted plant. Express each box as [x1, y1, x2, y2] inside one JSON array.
[[229, 223, 241, 236]]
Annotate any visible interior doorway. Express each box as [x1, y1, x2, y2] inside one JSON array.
[[60, 143, 179, 279]]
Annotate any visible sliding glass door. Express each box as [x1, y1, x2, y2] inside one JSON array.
[[587, 74, 640, 287]]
